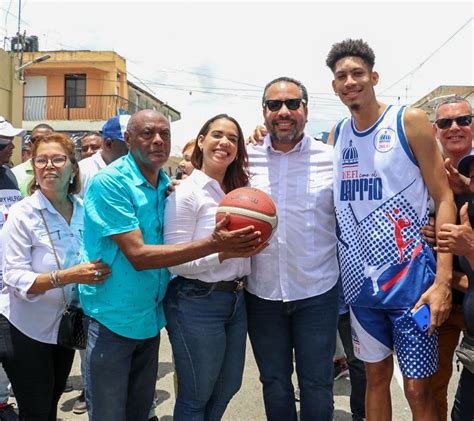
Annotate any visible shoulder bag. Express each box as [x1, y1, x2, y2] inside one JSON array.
[[39, 210, 87, 350]]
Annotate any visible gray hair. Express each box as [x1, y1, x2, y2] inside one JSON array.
[[435, 95, 472, 119]]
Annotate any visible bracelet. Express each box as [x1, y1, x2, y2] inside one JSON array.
[[50, 270, 62, 288]]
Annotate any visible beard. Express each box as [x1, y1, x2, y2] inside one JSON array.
[[349, 103, 361, 111], [267, 119, 301, 144]]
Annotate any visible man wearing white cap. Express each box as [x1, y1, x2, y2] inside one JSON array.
[[79, 114, 130, 197], [0, 116, 24, 421]]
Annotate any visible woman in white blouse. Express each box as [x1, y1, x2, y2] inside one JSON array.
[[0, 133, 110, 420], [164, 114, 264, 420]]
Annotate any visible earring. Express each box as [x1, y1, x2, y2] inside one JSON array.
[[69, 176, 74, 185]]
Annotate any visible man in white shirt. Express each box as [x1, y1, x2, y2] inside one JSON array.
[[79, 115, 130, 197], [245, 77, 339, 421]]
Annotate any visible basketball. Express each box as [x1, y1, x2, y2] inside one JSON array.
[[216, 187, 278, 243]]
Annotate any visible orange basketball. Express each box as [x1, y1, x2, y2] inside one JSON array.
[[216, 187, 278, 243]]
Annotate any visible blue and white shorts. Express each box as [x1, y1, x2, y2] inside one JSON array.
[[350, 305, 438, 379]]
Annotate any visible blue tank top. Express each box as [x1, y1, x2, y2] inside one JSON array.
[[333, 105, 435, 309]]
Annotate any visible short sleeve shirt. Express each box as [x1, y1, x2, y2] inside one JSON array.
[[79, 153, 170, 339]]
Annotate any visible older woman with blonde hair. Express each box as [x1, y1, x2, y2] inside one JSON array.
[[0, 133, 111, 420]]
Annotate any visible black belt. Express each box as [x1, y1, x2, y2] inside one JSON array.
[[178, 276, 246, 293]]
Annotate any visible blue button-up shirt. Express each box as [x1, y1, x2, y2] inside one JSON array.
[[79, 153, 170, 339]]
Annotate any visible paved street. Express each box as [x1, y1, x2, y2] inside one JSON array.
[[51, 330, 460, 420]]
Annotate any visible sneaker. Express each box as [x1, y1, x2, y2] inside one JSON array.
[[63, 378, 73, 393], [0, 404, 18, 421], [334, 359, 349, 380], [72, 390, 87, 414], [294, 387, 300, 402]]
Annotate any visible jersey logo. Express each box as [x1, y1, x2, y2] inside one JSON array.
[[386, 209, 415, 263], [373, 128, 396, 152], [340, 140, 383, 202], [364, 243, 423, 295]]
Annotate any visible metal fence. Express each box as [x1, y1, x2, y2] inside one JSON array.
[[24, 95, 139, 121]]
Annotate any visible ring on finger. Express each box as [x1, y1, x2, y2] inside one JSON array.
[[94, 270, 102, 277], [93, 276, 99, 282]]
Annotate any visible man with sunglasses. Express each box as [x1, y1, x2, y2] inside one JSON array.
[[0, 116, 25, 421], [435, 98, 474, 195], [245, 77, 339, 420], [12, 123, 54, 197], [429, 96, 473, 421], [326, 39, 456, 421]]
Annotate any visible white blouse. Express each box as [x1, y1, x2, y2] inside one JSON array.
[[0, 190, 84, 344], [164, 169, 250, 282]]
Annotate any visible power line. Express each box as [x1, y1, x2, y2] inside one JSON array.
[[380, 17, 473, 94]]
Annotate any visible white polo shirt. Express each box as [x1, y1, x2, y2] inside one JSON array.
[[246, 135, 339, 301], [79, 151, 106, 197]]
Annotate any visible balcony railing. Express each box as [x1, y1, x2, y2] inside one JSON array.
[[24, 95, 142, 121]]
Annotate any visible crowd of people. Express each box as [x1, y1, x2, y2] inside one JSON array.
[[0, 38, 472, 421]]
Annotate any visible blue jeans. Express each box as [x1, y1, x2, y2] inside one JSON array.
[[246, 284, 339, 421], [84, 318, 159, 421], [338, 311, 366, 419], [0, 365, 10, 404], [164, 277, 247, 421]]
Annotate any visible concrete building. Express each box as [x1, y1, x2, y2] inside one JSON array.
[[21, 50, 181, 141], [412, 85, 474, 121], [0, 49, 24, 164]]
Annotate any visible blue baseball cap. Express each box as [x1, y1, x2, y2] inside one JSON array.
[[102, 114, 131, 142], [458, 148, 474, 177]]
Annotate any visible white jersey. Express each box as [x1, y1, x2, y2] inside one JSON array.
[[333, 105, 435, 309]]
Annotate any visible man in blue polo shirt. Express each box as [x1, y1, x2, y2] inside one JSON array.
[[80, 109, 261, 421]]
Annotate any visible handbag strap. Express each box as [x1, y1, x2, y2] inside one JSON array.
[[38, 209, 68, 309]]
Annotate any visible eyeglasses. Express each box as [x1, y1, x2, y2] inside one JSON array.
[[0, 143, 11, 151], [435, 115, 472, 130], [32, 154, 68, 169], [263, 98, 307, 112]]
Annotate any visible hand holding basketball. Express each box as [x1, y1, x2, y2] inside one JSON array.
[[216, 187, 278, 244]]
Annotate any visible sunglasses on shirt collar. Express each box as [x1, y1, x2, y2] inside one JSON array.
[[263, 98, 307, 112], [435, 115, 472, 130]]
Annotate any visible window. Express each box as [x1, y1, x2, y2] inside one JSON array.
[[64, 74, 86, 108]]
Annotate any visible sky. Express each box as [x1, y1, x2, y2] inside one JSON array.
[[0, 0, 473, 154]]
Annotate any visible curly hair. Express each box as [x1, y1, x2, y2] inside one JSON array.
[[191, 114, 249, 193], [326, 39, 376, 72]]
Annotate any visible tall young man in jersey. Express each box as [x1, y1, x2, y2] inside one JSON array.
[[326, 39, 456, 420]]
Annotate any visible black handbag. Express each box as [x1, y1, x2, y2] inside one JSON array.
[[57, 305, 87, 350], [39, 210, 87, 350]]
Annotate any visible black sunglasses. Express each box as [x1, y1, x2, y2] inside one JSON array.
[[263, 98, 306, 112], [435, 115, 472, 130]]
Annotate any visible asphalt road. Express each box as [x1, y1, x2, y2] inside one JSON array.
[[45, 329, 462, 420]]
